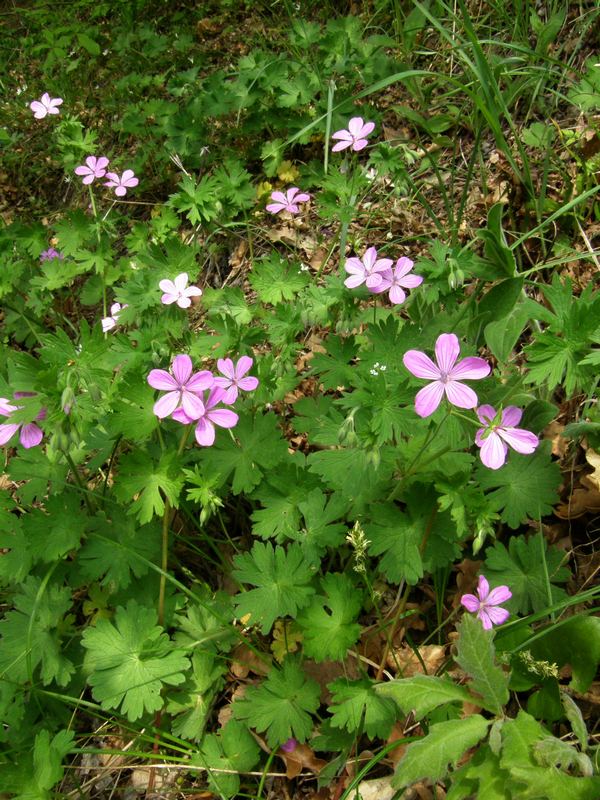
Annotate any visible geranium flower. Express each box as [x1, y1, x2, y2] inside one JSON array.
[[214, 356, 259, 404], [40, 248, 64, 262], [101, 302, 128, 333], [461, 575, 512, 630], [403, 333, 490, 418], [147, 354, 213, 419], [266, 187, 310, 214], [30, 93, 63, 119], [332, 116, 375, 152], [370, 257, 423, 304], [344, 246, 393, 290], [173, 386, 238, 446], [0, 393, 46, 449], [159, 272, 202, 308], [104, 169, 139, 197], [75, 156, 110, 185], [475, 405, 539, 470]]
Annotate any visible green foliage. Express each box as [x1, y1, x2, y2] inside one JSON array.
[[297, 573, 362, 661], [82, 601, 189, 720], [377, 674, 474, 719], [455, 614, 509, 715], [195, 719, 261, 798], [233, 657, 320, 747], [328, 679, 397, 739], [233, 542, 317, 633]]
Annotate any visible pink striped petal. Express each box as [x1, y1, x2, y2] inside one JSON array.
[[20, 423, 43, 449], [388, 285, 406, 305], [487, 585, 512, 605], [176, 296, 192, 309], [194, 418, 215, 446], [332, 140, 352, 152], [352, 139, 369, 151], [184, 286, 202, 298], [497, 427, 539, 454], [174, 273, 189, 292], [477, 575, 490, 600], [476, 405, 497, 425], [483, 606, 510, 626], [435, 333, 460, 374], [238, 376, 258, 391], [414, 381, 445, 417], [398, 273, 423, 289], [450, 357, 491, 381], [501, 406, 523, 427], [147, 369, 178, 390], [153, 391, 180, 418], [220, 385, 238, 404], [207, 408, 239, 428], [444, 380, 479, 409], [479, 432, 508, 469], [171, 355, 193, 385], [478, 609, 495, 630], [187, 371, 214, 393], [344, 274, 365, 288], [403, 351, 440, 380], [460, 593, 480, 613], [0, 423, 19, 445], [159, 278, 176, 294], [266, 203, 285, 213], [181, 391, 205, 420], [234, 356, 253, 378]]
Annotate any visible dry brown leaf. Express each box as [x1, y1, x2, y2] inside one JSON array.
[[386, 644, 446, 676], [544, 420, 568, 458], [230, 644, 271, 678], [355, 776, 395, 800], [278, 743, 327, 779], [584, 447, 600, 491]]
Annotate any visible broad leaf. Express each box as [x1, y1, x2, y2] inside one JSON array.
[[455, 614, 509, 715], [377, 674, 474, 719]]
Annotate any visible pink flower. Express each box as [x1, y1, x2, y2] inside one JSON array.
[[0, 393, 46, 449], [403, 333, 490, 418], [344, 246, 393, 290], [75, 156, 110, 185], [266, 187, 310, 214], [475, 405, 539, 470], [332, 117, 375, 152], [147, 355, 213, 419], [101, 302, 128, 333], [173, 386, 238, 446], [214, 356, 259, 404], [104, 169, 139, 197], [40, 248, 64, 262], [30, 93, 63, 119], [461, 575, 512, 630], [159, 272, 202, 309], [369, 257, 423, 305]]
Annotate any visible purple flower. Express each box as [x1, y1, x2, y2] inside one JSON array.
[[344, 246, 393, 290], [30, 93, 63, 119], [173, 386, 238, 446], [475, 405, 539, 470], [0, 393, 46, 449], [266, 187, 310, 214], [147, 355, 213, 420], [332, 116, 375, 152], [213, 356, 259, 404], [369, 257, 423, 305], [159, 272, 202, 309], [461, 575, 512, 630], [280, 738, 298, 753], [40, 247, 64, 262], [403, 333, 490, 418], [101, 302, 128, 333], [75, 156, 110, 185], [104, 169, 139, 197]]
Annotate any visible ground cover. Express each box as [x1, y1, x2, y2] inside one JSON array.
[[1, 0, 599, 797]]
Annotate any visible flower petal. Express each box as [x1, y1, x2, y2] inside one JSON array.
[[497, 427, 539, 455], [484, 605, 510, 626], [194, 418, 215, 446], [184, 285, 202, 298], [207, 408, 239, 429], [344, 274, 365, 288], [403, 350, 440, 380], [344, 258, 367, 276], [172, 408, 193, 424], [234, 356, 253, 378], [159, 279, 176, 294], [161, 292, 177, 305], [414, 381, 445, 417], [153, 391, 180, 418], [266, 203, 285, 213], [460, 593, 480, 613], [176, 296, 192, 309], [394, 257, 414, 278], [478, 432, 508, 469], [352, 138, 368, 151], [332, 129, 353, 141], [362, 247, 378, 270], [0, 423, 19, 445], [181, 390, 205, 420], [486, 585, 512, 605], [237, 376, 259, 392], [444, 379, 479, 410], [388, 284, 406, 305], [434, 333, 460, 374], [171, 354, 193, 385], [348, 117, 365, 136], [477, 575, 490, 601], [147, 369, 178, 390], [220, 385, 238, 404], [477, 609, 494, 630], [186, 371, 214, 393], [501, 406, 523, 427], [20, 423, 43, 448], [398, 274, 423, 289], [174, 273, 189, 292], [360, 121, 375, 136], [450, 356, 491, 381], [476, 405, 497, 425], [332, 140, 351, 152]]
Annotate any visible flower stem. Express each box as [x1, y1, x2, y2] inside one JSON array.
[[64, 451, 95, 514]]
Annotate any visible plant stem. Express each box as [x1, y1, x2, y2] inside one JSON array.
[[65, 451, 95, 514]]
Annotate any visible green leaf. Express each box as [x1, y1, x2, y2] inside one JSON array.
[[8, 448, 68, 505], [455, 615, 509, 715], [77, 32, 101, 55], [527, 617, 600, 693], [115, 451, 184, 524], [447, 745, 511, 800], [295, 489, 347, 556], [377, 674, 474, 719], [232, 657, 320, 747], [297, 573, 362, 662], [477, 444, 561, 529], [22, 494, 85, 564], [562, 693, 589, 751], [328, 679, 397, 739], [484, 302, 531, 362], [166, 651, 225, 741], [364, 503, 423, 585], [0, 492, 30, 585], [249, 254, 310, 305], [78, 515, 161, 590], [392, 715, 490, 789], [0, 576, 74, 686], [483, 533, 569, 614], [233, 542, 316, 633], [478, 204, 517, 277], [82, 601, 189, 720], [195, 719, 261, 798], [202, 412, 289, 494]]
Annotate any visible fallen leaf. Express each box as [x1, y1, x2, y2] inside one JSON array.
[[278, 743, 327, 779]]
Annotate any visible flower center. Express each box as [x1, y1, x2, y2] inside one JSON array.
[[439, 371, 450, 384]]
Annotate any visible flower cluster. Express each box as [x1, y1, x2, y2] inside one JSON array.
[[344, 246, 423, 306], [0, 393, 46, 449], [147, 355, 258, 447], [74, 155, 139, 197]]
